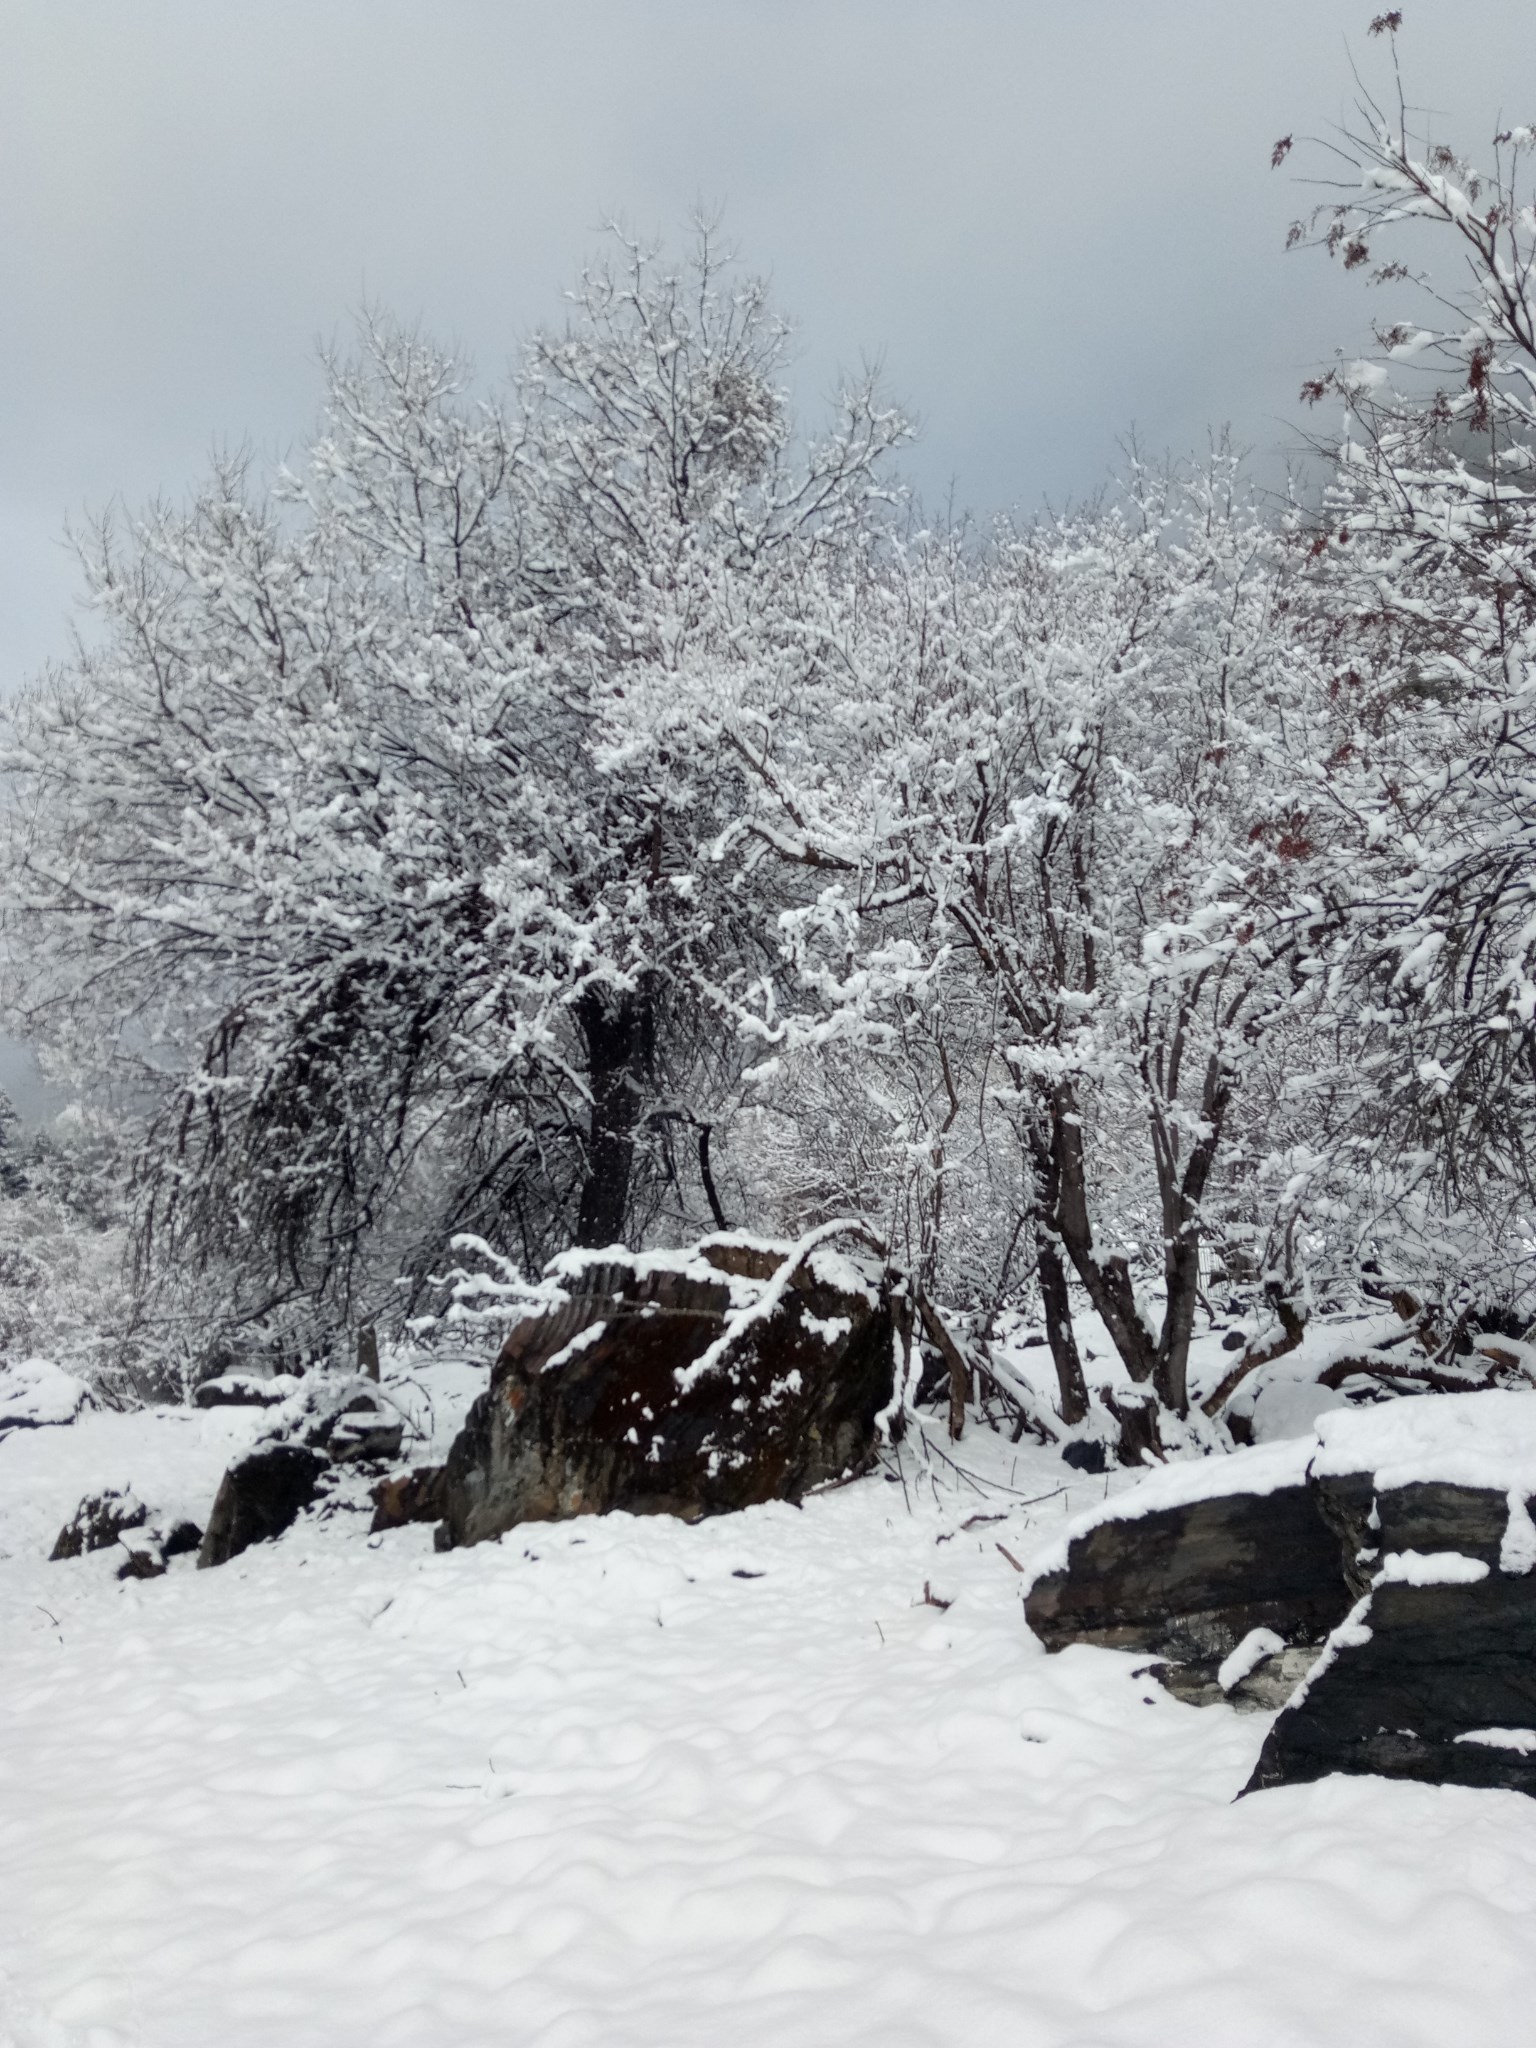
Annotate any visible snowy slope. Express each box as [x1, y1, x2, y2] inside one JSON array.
[[5, 1402, 1536, 2048]]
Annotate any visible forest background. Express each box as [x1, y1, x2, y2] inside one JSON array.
[[2, 11, 1534, 1446]]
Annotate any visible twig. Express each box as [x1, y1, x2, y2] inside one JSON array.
[[918, 1293, 972, 1442], [802, 1461, 875, 1498], [995, 1543, 1025, 1573], [908, 1423, 991, 1498], [884, 1441, 914, 1517], [1201, 1293, 1306, 1417], [910, 1421, 1066, 1506]]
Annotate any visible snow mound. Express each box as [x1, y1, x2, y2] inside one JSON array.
[[0, 1356, 93, 1436], [1312, 1389, 1536, 1494]]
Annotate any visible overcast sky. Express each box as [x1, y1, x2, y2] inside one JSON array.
[[3, 0, 1535, 702]]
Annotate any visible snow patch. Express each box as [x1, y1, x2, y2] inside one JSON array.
[[1455, 1727, 1536, 1755], [1218, 1626, 1286, 1693], [6, 1399, 1536, 2042], [1500, 1489, 1536, 1575], [1375, 1549, 1490, 1587], [1312, 1389, 1536, 1495]]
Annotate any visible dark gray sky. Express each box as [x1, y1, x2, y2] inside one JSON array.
[[3, 0, 1534, 700]]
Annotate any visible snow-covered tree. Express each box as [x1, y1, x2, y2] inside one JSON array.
[[0, 1099, 145, 1401], [509, 221, 909, 1245], [1276, 17, 1536, 1321], [710, 454, 1328, 1419], [0, 225, 907, 1367]]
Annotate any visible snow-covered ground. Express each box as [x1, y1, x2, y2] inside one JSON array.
[[5, 1373, 1536, 2047]]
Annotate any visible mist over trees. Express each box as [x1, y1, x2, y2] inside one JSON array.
[[4, 18, 1535, 1426]]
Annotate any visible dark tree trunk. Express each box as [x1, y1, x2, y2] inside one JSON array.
[[1036, 1230, 1089, 1426], [1027, 1130, 1089, 1425], [1202, 1288, 1306, 1419], [1155, 1234, 1202, 1415], [1148, 1055, 1233, 1416], [1050, 1097, 1159, 1383], [356, 1324, 380, 1382], [574, 986, 651, 1249], [696, 1123, 728, 1232]]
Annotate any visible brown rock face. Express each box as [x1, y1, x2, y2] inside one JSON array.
[[437, 1234, 895, 1550], [370, 1465, 448, 1533]]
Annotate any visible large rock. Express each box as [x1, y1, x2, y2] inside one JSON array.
[[1026, 1386, 1536, 1794], [52, 1489, 202, 1579], [1023, 1438, 1349, 1668], [1245, 1558, 1536, 1798], [195, 1372, 407, 1569], [198, 1443, 327, 1567], [437, 1230, 895, 1549], [51, 1487, 149, 1560], [1247, 1392, 1536, 1798]]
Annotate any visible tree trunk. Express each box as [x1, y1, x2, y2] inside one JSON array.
[[1149, 1057, 1233, 1416], [1202, 1289, 1306, 1419], [1024, 1123, 1091, 1426], [917, 1293, 972, 1441], [1035, 1231, 1089, 1425], [1049, 1098, 1159, 1382], [574, 986, 651, 1249], [356, 1323, 380, 1382], [1154, 1232, 1201, 1415]]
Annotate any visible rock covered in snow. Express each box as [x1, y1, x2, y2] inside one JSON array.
[[261, 1373, 406, 1463], [1029, 1387, 1536, 1795], [0, 1357, 93, 1438], [437, 1230, 896, 1549], [114, 1517, 202, 1580], [50, 1486, 149, 1559], [192, 1372, 300, 1410], [198, 1443, 327, 1568], [50, 1488, 202, 1579], [195, 1373, 409, 1567], [1310, 1387, 1536, 1502], [1022, 1437, 1350, 1668], [1245, 1551, 1536, 1799], [1248, 1393, 1536, 1798]]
